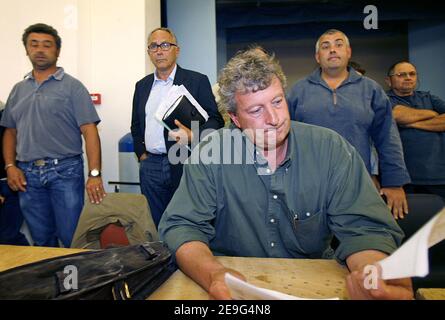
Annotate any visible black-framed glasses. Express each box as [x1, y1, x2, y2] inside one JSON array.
[[148, 42, 177, 52], [389, 71, 417, 78]]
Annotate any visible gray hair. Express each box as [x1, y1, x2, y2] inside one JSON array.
[[315, 29, 350, 53], [148, 27, 178, 44], [218, 49, 287, 114]]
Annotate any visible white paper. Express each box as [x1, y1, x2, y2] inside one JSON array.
[[224, 273, 339, 300], [154, 85, 209, 125], [378, 207, 445, 280]]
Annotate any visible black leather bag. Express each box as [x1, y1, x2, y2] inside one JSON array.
[[0, 242, 176, 300]]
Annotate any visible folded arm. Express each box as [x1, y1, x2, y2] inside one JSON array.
[[405, 113, 445, 132], [392, 105, 438, 125]]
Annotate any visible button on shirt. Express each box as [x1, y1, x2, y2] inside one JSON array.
[[144, 66, 177, 154], [0, 68, 100, 162], [159, 122, 403, 263]]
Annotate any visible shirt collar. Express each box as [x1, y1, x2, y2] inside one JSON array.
[[308, 66, 362, 86], [24, 67, 65, 81], [241, 123, 294, 171], [154, 65, 177, 82]]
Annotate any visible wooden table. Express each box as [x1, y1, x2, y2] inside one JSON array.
[[0, 245, 349, 300], [148, 256, 349, 300], [416, 288, 445, 300]]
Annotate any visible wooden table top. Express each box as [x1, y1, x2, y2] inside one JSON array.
[[0, 245, 349, 300], [148, 256, 349, 300]]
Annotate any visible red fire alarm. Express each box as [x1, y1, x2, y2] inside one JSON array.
[[90, 93, 102, 105]]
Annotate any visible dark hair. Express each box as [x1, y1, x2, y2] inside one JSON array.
[[348, 61, 366, 75], [387, 60, 415, 76], [22, 23, 62, 49]]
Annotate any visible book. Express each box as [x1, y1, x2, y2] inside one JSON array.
[[155, 85, 209, 132], [161, 94, 206, 130]]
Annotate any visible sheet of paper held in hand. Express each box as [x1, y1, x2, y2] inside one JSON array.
[[155, 84, 209, 126], [378, 207, 445, 280], [224, 273, 339, 300]]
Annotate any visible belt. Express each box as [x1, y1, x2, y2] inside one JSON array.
[[147, 152, 167, 157], [29, 155, 82, 167]]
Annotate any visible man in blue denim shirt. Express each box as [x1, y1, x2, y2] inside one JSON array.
[[1, 24, 106, 247], [386, 61, 445, 200], [287, 29, 411, 220], [159, 49, 413, 300]]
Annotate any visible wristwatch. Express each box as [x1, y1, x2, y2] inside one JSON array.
[[88, 169, 101, 177]]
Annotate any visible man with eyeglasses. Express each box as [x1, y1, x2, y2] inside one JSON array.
[[287, 29, 411, 220], [386, 61, 445, 200], [131, 27, 224, 228]]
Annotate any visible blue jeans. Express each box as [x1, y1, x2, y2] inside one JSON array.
[[139, 153, 176, 228], [0, 180, 29, 245], [17, 156, 85, 247]]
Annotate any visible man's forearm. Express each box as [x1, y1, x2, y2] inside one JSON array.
[[393, 105, 438, 125], [80, 123, 102, 170], [407, 114, 445, 132], [346, 250, 388, 273], [3, 128, 17, 165], [176, 241, 227, 292]]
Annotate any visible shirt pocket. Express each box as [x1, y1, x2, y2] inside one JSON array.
[[42, 95, 71, 115], [284, 209, 332, 258]]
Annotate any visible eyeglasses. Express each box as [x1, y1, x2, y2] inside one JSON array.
[[148, 42, 177, 52], [389, 71, 417, 78]]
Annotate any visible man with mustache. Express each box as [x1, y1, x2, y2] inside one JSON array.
[[1, 23, 105, 247], [386, 61, 445, 200], [287, 29, 411, 220], [131, 28, 223, 228], [159, 49, 413, 300]]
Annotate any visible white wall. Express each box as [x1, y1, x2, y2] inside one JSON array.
[[0, 0, 161, 192]]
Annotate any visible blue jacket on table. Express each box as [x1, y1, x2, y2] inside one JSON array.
[[287, 67, 411, 188], [131, 65, 224, 190]]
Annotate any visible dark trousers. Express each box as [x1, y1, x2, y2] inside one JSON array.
[[0, 180, 29, 246], [404, 184, 445, 202], [139, 153, 177, 228]]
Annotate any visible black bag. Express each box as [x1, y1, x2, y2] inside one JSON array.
[[0, 242, 176, 300]]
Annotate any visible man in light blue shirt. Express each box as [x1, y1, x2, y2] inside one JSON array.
[[131, 28, 223, 227]]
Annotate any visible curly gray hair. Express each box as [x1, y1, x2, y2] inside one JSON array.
[[217, 49, 287, 114]]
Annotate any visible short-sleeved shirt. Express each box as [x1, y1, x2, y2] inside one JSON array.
[[159, 122, 403, 264], [387, 90, 445, 185], [0, 68, 100, 162]]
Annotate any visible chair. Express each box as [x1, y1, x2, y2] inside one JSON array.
[[397, 193, 445, 290], [71, 193, 158, 249]]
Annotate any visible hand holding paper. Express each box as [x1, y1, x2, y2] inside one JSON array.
[[378, 207, 445, 280]]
